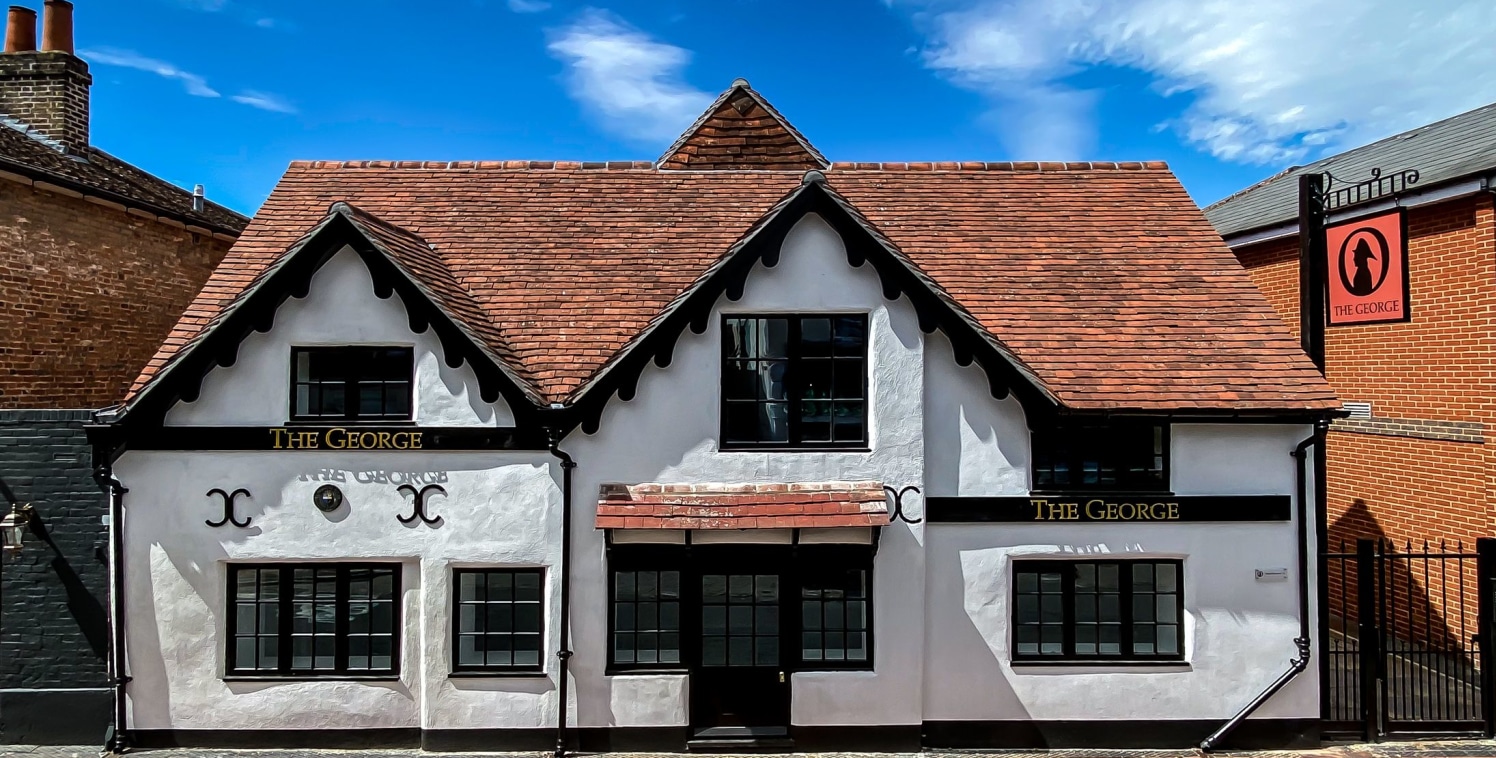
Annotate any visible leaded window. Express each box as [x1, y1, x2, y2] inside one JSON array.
[[611, 570, 682, 668], [453, 569, 544, 672], [1012, 559, 1183, 662], [800, 568, 870, 666], [1032, 423, 1168, 491], [292, 346, 413, 421], [227, 564, 400, 677], [721, 315, 868, 448]]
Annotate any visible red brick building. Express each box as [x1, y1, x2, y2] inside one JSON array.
[[0, 1, 246, 744], [1206, 102, 1496, 659]]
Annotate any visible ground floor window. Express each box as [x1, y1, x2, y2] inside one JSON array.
[[453, 568, 544, 672], [227, 563, 400, 677], [607, 545, 873, 673], [1011, 559, 1183, 663]]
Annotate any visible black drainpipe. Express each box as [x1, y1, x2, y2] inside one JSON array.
[[93, 455, 130, 753], [547, 428, 576, 758], [1199, 419, 1326, 751]]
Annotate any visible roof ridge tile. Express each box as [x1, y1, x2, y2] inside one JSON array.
[[825, 160, 1169, 171], [285, 160, 658, 171]]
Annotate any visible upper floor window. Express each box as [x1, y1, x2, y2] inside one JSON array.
[[1032, 423, 1167, 492], [721, 315, 868, 449], [292, 346, 413, 421]]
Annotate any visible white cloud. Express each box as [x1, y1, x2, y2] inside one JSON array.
[[232, 90, 297, 114], [80, 47, 220, 98], [546, 9, 712, 144], [910, 0, 1496, 164], [508, 0, 552, 12]]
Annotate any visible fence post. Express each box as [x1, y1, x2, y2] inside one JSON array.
[[1357, 538, 1380, 741], [1478, 538, 1495, 738]]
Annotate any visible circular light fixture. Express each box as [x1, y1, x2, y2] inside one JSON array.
[[313, 485, 343, 513]]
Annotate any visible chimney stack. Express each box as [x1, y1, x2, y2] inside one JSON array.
[[5, 6, 36, 53], [40, 0, 70, 54], [0, 0, 90, 154]]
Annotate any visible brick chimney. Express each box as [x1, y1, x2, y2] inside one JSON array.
[[0, 1, 91, 154]]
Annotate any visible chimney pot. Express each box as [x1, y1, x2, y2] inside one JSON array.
[[41, 0, 71, 54], [5, 6, 36, 53], [192, 185, 205, 213]]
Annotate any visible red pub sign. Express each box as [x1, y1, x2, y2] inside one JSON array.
[[1325, 209, 1409, 326]]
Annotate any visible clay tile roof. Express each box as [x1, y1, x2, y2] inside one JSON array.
[[595, 482, 888, 530], [0, 120, 247, 234], [658, 80, 828, 171], [125, 83, 1339, 415]]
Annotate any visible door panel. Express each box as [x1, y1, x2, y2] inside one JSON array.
[[691, 571, 790, 731]]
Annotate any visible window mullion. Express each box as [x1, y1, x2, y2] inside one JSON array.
[[345, 349, 360, 421], [787, 318, 801, 446], [1063, 564, 1077, 658], [335, 567, 349, 675], [1120, 567, 1134, 661], [277, 567, 292, 675]]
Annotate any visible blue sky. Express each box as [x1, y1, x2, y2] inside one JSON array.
[[75, 0, 1496, 215]]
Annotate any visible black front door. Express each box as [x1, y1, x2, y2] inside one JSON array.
[[690, 569, 790, 735]]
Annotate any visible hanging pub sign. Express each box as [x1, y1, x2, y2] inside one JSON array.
[[926, 495, 1291, 523], [1325, 209, 1409, 326]]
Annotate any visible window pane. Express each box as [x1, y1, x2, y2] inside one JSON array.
[[454, 569, 543, 670], [801, 318, 832, 356], [1156, 563, 1177, 593]]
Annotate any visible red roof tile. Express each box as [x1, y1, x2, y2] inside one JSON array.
[[595, 482, 888, 530], [125, 85, 1338, 415]]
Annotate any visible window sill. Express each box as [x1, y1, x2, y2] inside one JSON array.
[[284, 419, 416, 427], [223, 674, 401, 682], [605, 667, 689, 676], [719, 446, 872, 454], [1028, 489, 1176, 497], [796, 666, 875, 673], [448, 670, 548, 679], [1009, 659, 1189, 669]]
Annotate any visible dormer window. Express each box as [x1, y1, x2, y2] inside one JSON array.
[[292, 347, 414, 422], [720, 315, 868, 449], [1032, 422, 1168, 492]]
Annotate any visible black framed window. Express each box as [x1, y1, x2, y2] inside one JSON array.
[[800, 567, 870, 667], [1012, 559, 1183, 663], [721, 315, 868, 448], [1032, 423, 1167, 491], [292, 346, 413, 421], [453, 569, 544, 673], [611, 569, 683, 668], [228, 564, 400, 677]]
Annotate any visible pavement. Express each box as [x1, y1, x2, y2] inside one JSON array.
[[3, 740, 1496, 758]]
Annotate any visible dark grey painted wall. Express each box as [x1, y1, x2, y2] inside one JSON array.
[[0, 409, 111, 744]]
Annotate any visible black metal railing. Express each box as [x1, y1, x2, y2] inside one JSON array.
[[1323, 537, 1491, 740]]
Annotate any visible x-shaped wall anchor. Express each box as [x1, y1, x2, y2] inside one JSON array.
[[397, 484, 445, 526], [206, 488, 252, 528], [883, 485, 922, 525]]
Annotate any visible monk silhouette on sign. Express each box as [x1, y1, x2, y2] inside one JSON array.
[[1349, 238, 1378, 295]]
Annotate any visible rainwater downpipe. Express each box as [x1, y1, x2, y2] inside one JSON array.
[[94, 460, 130, 753], [547, 429, 576, 758], [1200, 419, 1326, 751]]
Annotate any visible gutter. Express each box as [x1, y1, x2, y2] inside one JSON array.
[[91, 454, 130, 753], [1200, 419, 1327, 751], [546, 428, 576, 758], [1220, 175, 1492, 249]]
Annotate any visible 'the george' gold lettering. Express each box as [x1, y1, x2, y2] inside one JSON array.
[[1029, 498, 1180, 521], [269, 428, 423, 450]]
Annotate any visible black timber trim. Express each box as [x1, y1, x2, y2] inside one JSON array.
[[102, 210, 544, 456], [125, 720, 1315, 751], [923, 719, 1318, 750], [562, 183, 1061, 436], [105, 425, 549, 452]]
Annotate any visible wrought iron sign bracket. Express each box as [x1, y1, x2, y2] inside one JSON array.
[[1322, 166, 1420, 213], [884, 485, 922, 524], [206, 488, 252, 528], [397, 484, 445, 526]]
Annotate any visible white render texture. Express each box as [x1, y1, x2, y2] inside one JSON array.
[[118, 214, 1319, 735], [165, 247, 515, 428]]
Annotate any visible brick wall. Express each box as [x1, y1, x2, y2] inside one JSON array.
[[1235, 193, 1496, 645], [0, 409, 111, 744], [0, 178, 233, 408], [0, 53, 90, 154]]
